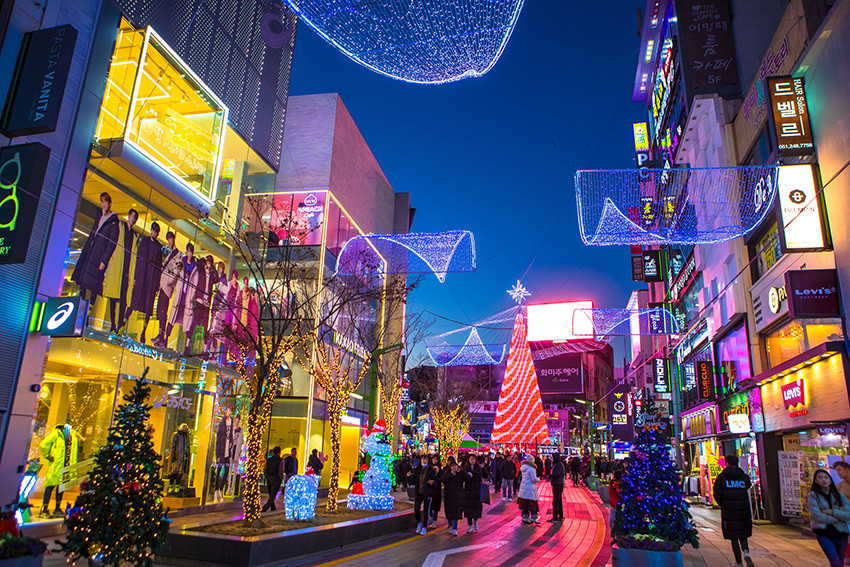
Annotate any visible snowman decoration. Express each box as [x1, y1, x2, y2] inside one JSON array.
[[347, 419, 394, 511]]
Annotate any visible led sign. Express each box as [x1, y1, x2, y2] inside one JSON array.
[[633, 122, 650, 151], [777, 164, 825, 251], [782, 378, 806, 409], [39, 296, 87, 337], [653, 358, 669, 393], [727, 413, 751, 434], [767, 76, 815, 156], [0, 143, 50, 264], [527, 301, 594, 342], [696, 361, 713, 401]]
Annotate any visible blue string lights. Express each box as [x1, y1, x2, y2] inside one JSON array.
[[427, 327, 507, 366], [336, 230, 476, 282], [284, 472, 321, 521], [279, 0, 526, 84], [347, 423, 394, 511], [575, 166, 779, 245], [571, 307, 679, 343], [425, 307, 517, 366]]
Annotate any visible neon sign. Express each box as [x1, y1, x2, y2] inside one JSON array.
[[0, 143, 50, 264]]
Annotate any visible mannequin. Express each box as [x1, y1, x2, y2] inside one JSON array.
[[38, 424, 80, 517], [153, 231, 182, 349], [168, 423, 191, 496], [226, 414, 244, 496], [205, 262, 228, 352], [70, 192, 120, 301], [124, 222, 163, 343], [188, 256, 216, 355], [214, 404, 234, 503], [208, 270, 239, 357], [103, 209, 138, 332], [166, 243, 197, 348]]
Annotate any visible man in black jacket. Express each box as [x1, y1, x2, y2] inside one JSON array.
[[501, 456, 517, 501], [284, 447, 298, 488], [548, 453, 566, 523], [261, 446, 283, 512], [712, 455, 754, 567]]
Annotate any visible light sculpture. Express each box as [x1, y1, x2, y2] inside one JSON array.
[[347, 420, 394, 511], [575, 165, 779, 245], [425, 307, 516, 366], [571, 307, 679, 342], [284, 468, 321, 521], [336, 230, 475, 282], [491, 312, 550, 445], [279, 0, 525, 84]]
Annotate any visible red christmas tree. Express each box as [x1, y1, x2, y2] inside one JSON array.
[[491, 312, 550, 444]]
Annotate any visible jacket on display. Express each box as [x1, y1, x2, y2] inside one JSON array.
[[103, 222, 137, 300], [215, 417, 233, 463], [159, 248, 183, 298], [71, 211, 119, 297], [167, 257, 198, 329], [230, 425, 244, 468], [129, 236, 163, 315], [169, 429, 190, 476], [209, 279, 239, 339], [39, 425, 80, 487], [712, 465, 753, 540], [518, 461, 539, 501]]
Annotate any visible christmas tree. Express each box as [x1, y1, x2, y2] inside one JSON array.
[[59, 371, 170, 566], [612, 399, 699, 551]]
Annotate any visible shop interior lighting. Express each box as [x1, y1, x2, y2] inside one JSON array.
[[279, 0, 525, 84], [575, 165, 780, 245]]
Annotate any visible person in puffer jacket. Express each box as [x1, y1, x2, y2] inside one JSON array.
[[808, 468, 850, 567], [712, 455, 753, 567], [517, 457, 540, 525]]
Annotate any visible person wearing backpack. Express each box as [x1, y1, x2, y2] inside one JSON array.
[[712, 455, 754, 567]]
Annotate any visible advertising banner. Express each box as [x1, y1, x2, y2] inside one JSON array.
[[767, 76, 815, 157], [0, 142, 51, 264], [653, 358, 669, 393], [777, 164, 825, 251], [778, 451, 802, 517], [785, 269, 840, 318], [608, 383, 634, 443], [678, 0, 739, 93], [1, 25, 78, 136], [534, 353, 583, 394], [642, 249, 664, 282], [631, 255, 644, 282]]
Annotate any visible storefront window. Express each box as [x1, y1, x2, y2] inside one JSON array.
[[765, 318, 844, 366], [715, 323, 752, 393]]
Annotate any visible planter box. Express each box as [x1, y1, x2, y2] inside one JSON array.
[[597, 484, 610, 504], [159, 508, 415, 567], [612, 547, 683, 567], [0, 556, 44, 567]]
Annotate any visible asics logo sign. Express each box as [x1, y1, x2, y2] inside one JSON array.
[[45, 301, 75, 330]]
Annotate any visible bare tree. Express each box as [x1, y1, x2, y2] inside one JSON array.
[[419, 369, 488, 462]]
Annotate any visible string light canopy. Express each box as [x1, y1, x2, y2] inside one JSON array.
[[571, 307, 680, 342], [279, 0, 526, 84], [336, 230, 476, 282], [575, 165, 779, 245], [425, 307, 517, 366]]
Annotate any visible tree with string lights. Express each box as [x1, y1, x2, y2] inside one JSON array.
[[59, 370, 169, 567], [612, 398, 699, 551]]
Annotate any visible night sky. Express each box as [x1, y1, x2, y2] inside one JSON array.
[[289, 1, 650, 361]]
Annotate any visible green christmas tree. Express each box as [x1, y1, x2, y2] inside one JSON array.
[[59, 370, 170, 566], [612, 398, 699, 551]]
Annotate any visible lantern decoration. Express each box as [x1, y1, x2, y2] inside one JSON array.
[[347, 420, 394, 511]]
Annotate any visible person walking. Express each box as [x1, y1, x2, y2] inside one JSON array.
[[609, 468, 623, 533], [283, 447, 298, 493], [261, 446, 283, 512], [408, 456, 428, 534], [461, 453, 484, 533], [501, 453, 517, 501], [712, 455, 754, 567], [426, 455, 442, 528], [442, 457, 464, 536], [569, 456, 581, 485], [493, 452, 504, 492], [517, 456, 540, 525], [308, 449, 324, 479], [513, 453, 522, 495], [808, 468, 850, 567], [544, 455, 553, 478], [548, 452, 565, 523]]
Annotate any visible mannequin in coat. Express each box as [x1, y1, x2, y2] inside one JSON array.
[[186, 255, 215, 355], [168, 423, 191, 493], [39, 424, 80, 516], [71, 192, 119, 301], [124, 222, 163, 343], [166, 243, 198, 348], [153, 231, 182, 349], [103, 209, 138, 332], [208, 270, 239, 356]]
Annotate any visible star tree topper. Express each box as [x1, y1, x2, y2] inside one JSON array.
[[508, 280, 531, 304]]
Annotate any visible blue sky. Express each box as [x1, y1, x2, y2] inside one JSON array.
[[289, 1, 649, 362]]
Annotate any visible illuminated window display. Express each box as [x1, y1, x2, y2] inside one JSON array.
[[765, 318, 844, 367]]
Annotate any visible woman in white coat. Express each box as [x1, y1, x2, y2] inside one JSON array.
[[517, 457, 540, 525]]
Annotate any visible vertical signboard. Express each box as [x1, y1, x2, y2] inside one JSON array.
[[631, 255, 645, 282], [534, 353, 583, 395], [678, 0, 739, 92], [1, 25, 78, 136], [643, 249, 664, 282], [608, 383, 634, 443], [696, 360, 714, 401], [0, 143, 51, 264], [633, 122, 650, 151], [776, 164, 826, 251], [653, 358, 669, 393], [766, 76, 815, 157]]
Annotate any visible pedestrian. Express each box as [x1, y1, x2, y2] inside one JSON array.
[[513, 453, 522, 494], [501, 453, 517, 501], [548, 452, 565, 523], [493, 452, 504, 492], [400, 455, 411, 490], [808, 468, 850, 567], [517, 456, 540, 525], [261, 446, 282, 512], [283, 447, 298, 489], [427, 454, 442, 528], [609, 468, 623, 532], [535, 454, 544, 478], [712, 455, 754, 567], [408, 455, 429, 534], [544, 455, 552, 478], [569, 456, 581, 485], [308, 448, 324, 478], [442, 456, 464, 536], [461, 453, 484, 533]]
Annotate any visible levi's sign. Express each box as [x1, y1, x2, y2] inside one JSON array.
[[781, 379, 806, 409]]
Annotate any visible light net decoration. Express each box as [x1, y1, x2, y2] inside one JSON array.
[[425, 307, 517, 366], [336, 230, 475, 282], [491, 312, 550, 445], [528, 339, 607, 360], [575, 165, 779, 245], [281, 0, 525, 84], [571, 307, 679, 343]]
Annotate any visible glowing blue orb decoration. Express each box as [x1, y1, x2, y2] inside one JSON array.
[[425, 307, 517, 366], [279, 0, 525, 84], [284, 472, 320, 521], [570, 307, 679, 343], [575, 166, 779, 245], [348, 422, 394, 510], [336, 230, 475, 282]]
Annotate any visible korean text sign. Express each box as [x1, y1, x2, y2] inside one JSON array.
[[767, 76, 814, 156]]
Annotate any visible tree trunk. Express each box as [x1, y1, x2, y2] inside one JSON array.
[[242, 404, 268, 527], [326, 389, 345, 512]]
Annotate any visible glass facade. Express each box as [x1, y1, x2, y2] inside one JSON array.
[[765, 318, 844, 366]]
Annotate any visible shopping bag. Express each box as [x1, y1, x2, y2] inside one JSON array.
[[480, 482, 491, 505], [407, 485, 417, 500]]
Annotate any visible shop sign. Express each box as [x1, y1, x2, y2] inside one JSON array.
[[718, 392, 751, 433], [221, 157, 236, 180], [768, 285, 787, 314], [152, 388, 193, 411], [696, 360, 714, 401], [0, 142, 51, 264], [749, 388, 765, 433], [647, 302, 671, 335], [752, 267, 790, 333], [631, 255, 644, 282], [668, 251, 697, 302], [643, 249, 664, 282], [678, 0, 739, 92], [817, 425, 846, 437], [653, 358, 669, 393], [535, 353, 583, 394], [39, 296, 87, 337], [727, 413, 751, 434], [767, 76, 815, 157], [608, 383, 634, 443], [1, 25, 78, 136], [785, 269, 839, 318], [127, 342, 165, 362], [683, 410, 713, 439], [633, 122, 650, 151], [777, 164, 825, 251], [781, 378, 806, 410]]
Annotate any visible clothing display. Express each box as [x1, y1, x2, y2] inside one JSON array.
[[213, 413, 233, 501], [103, 221, 138, 330], [38, 424, 80, 516], [167, 255, 198, 332], [226, 422, 244, 495], [128, 235, 163, 316], [154, 246, 182, 347], [71, 210, 120, 298]]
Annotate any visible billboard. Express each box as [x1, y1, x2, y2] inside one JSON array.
[[678, 0, 739, 93], [609, 382, 634, 443], [0, 143, 51, 264], [534, 353, 583, 395], [767, 76, 815, 157], [785, 269, 840, 318], [527, 301, 594, 342], [777, 164, 826, 251]]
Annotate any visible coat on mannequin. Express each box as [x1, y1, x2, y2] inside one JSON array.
[[153, 231, 182, 348], [103, 209, 139, 332], [71, 192, 119, 300], [125, 222, 163, 342]]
